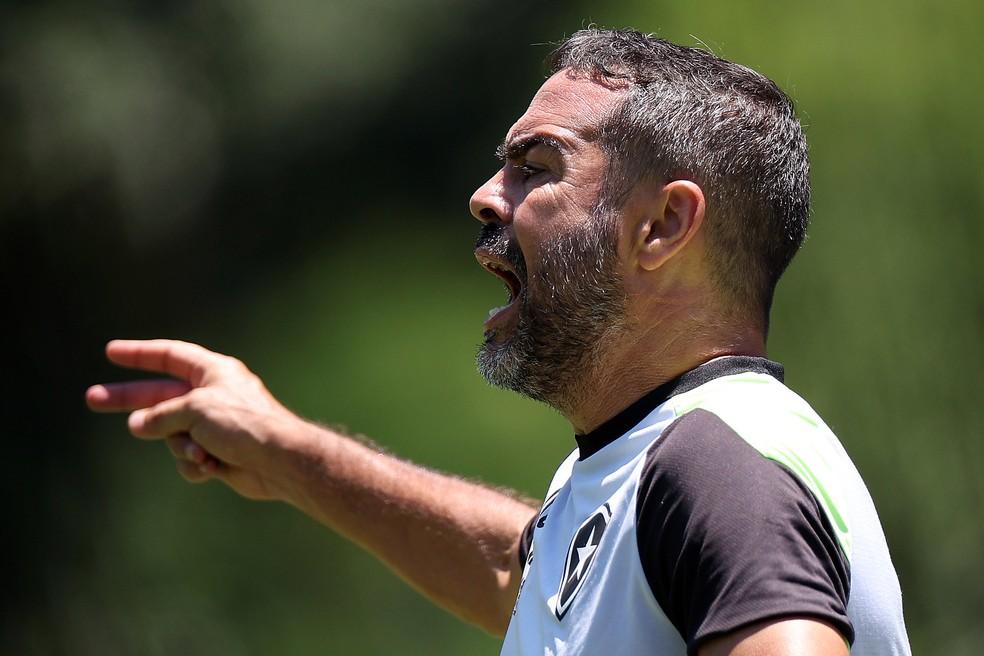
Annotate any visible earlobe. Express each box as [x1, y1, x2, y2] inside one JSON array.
[[635, 180, 705, 271]]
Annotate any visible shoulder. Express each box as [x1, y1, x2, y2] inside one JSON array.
[[667, 372, 854, 556], [635, 408, 853, 653]]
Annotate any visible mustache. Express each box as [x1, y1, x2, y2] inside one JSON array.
[[475, 223, 527, 279]]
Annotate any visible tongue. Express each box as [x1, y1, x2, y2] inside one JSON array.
[[484, 297, 519, 329]]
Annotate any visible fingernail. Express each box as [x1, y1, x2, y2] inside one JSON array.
[[185, 443, 202, 462]]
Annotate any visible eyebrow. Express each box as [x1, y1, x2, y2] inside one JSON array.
[[495, 134, 567, 162]]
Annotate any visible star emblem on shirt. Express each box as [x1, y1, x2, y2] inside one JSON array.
[[555, 503, 611, 620], [572, 527, 598, 581]]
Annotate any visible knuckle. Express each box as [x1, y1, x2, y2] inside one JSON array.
[[165, 436, 188, 458], [228, 357, 261, 384], [222, 355, 248, 373]]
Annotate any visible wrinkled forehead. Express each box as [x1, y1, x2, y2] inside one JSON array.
[[507, 70, 627, 142]]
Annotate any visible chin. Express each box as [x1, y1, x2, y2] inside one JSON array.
[[476, 332, 556, 405]]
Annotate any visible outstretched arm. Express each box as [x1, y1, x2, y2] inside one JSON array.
[[86, 339, 536, 635]]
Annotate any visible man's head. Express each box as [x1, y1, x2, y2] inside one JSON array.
[[549, 28, 811, 323], [471, 28, 810, 415]]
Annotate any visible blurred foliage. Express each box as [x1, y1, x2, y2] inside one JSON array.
[[2, 1, 982, 654]]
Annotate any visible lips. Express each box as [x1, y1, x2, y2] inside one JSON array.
[[476, 251, 524, 330]]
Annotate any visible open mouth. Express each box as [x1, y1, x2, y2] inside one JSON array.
[[476, 252, 523, 329]]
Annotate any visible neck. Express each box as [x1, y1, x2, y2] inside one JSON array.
[[560, 308, 766, 435]]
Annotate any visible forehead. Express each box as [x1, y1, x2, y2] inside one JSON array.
[[507, 71, 625, 146]]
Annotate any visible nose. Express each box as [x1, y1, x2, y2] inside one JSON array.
[[469, 169, 511, 225]]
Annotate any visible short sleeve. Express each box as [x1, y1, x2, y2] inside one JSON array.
[[635, 408, 853, 653]]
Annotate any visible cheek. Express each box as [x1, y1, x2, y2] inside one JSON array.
[[515, 200, 590, 280], [512, 197, 564, 266], [515, 185, 589, 236]]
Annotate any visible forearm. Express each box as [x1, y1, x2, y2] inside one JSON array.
[[87, 339, 534, 635], [273, 419, 537, 635]]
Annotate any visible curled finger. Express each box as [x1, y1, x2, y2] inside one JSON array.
[[175, 459, 212, 484], [165, 434, 208, 464]]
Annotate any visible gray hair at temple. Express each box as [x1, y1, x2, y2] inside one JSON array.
[[548, 28, 811, 331]]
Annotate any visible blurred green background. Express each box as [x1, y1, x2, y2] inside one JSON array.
[[3, 1, 982, 654]]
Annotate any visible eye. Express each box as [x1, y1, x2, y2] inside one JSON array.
[[514, 162, 546, 180]]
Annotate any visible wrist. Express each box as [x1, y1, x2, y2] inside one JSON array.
[[265, 416, 338, 508]]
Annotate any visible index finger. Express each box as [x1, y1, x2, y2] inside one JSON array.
[[105, 339, 219, 385]]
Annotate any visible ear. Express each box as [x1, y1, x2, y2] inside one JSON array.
[[630, 180, 706, 271]]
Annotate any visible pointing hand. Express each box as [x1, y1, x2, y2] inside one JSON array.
[[86, 339, 310, 501]]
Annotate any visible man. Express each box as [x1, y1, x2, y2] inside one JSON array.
[[87, 28, 910, 655]]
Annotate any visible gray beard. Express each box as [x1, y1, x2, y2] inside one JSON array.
[[475, 216, 626, 414]]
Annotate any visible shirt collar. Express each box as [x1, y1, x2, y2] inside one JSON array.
[[574, 356, 784, 460]]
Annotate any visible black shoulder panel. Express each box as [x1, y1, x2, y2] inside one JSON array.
[[518, 489, 560, 571], [517, 514, 536, 572], [635, 409, 853, 653]]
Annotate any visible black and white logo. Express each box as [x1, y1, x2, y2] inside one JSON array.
[[554, 503, 611, 620]]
